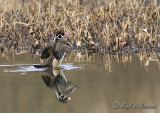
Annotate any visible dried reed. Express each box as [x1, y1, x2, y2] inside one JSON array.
[[0, 0, 160, 55]]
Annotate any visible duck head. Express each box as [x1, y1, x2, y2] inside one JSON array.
[[54, 30, 69, 40], [56, 94, 71, 104]]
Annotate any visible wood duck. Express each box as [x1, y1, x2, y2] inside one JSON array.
[[34, 30, 73, 68], [42, 69, 77, 103]]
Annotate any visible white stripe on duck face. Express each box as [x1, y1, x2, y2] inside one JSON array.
[[52, 34, 63, 41]]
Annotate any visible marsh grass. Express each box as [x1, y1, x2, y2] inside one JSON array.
[[0, 0, 160, 55], [103, 52, 160, 73]]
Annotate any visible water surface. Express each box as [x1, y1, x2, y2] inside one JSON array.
[[0, 52, 160, 113]]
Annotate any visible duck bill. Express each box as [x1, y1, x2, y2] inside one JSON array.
[[67, 97, 71, 101], [64, 32, 69, 37]]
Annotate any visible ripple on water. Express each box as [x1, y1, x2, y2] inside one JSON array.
[[1, 63, 83, 73], [60, 63, 84, 70]]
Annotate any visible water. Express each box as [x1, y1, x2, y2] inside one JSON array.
[[0, 52, 160, 113]]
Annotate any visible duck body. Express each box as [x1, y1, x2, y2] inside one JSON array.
[[41, 39, 73, 60], [42, 69, 77, 103], [34, 30, 73, 68]]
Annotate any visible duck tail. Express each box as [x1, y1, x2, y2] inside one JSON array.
[[34, 64, 50, 68]]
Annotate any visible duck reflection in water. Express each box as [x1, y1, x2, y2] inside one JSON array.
[[42, 68, 78, 103]]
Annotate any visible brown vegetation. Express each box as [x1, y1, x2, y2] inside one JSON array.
[[0, 0, 160, 55]]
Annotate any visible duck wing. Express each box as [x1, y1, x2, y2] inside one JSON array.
[[54, 39, 73, 53], [41, 41, 56, 59], [41, 46, 51, 59], [40, 39, 73, 60], [53, 39, 73, 60]]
